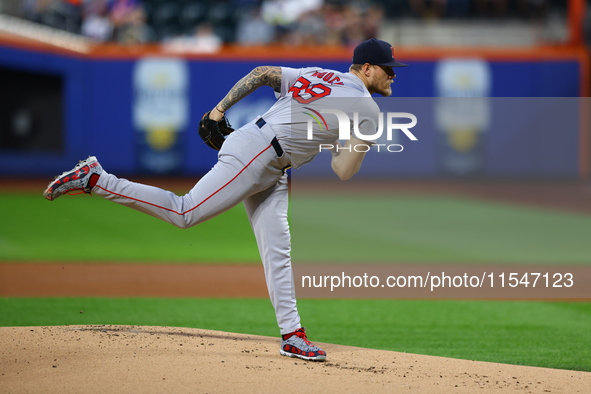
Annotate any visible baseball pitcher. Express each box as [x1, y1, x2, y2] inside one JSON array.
[[44, 38, 407, 361]]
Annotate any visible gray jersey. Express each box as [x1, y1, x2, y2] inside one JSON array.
[[259, 67, 380, 168]]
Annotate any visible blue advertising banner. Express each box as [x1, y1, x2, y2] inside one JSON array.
[[0, 44, 584, 178]]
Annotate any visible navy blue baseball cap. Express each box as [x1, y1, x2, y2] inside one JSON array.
[[352, 38, 408, 67]]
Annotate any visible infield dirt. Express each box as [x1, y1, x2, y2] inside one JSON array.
[[2, 325, 590, 393]]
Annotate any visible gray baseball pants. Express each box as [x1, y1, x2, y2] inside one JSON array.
[[93, 122, 300, 335]]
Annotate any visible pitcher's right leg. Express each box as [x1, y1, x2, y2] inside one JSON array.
[[45, 134, 280, 229], [90, 128, 283, 228], [93, 153, 269, 229]]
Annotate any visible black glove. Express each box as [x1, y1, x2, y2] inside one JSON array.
[[198, 111, 235, 150]]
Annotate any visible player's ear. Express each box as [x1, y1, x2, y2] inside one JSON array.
[[363, 63, 373, 77]]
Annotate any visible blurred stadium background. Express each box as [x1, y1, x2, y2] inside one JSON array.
[[0, 0, 589, 179]]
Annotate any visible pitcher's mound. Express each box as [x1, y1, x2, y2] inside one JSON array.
[[1, 325, 588, 393]]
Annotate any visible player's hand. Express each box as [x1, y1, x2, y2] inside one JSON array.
[[209, 107, 225, 122]]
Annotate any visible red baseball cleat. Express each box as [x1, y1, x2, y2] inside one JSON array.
[[43, 156, 103, 201], [280, 328, 326, 361]]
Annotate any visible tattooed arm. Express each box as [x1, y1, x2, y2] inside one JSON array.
[[209, 66, 282, 121]]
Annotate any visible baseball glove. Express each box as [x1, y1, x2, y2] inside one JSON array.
[[198, 111, 235, 150]]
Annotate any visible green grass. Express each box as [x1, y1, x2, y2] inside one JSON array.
[[0, 193, 259, 263], [2, 193, 591, 264], [2, 191, 591, 372], [1, 297, 589, 371], [291, 196, 591, 264]]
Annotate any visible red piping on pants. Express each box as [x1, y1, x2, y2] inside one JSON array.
[[96, 144, 273, 215]]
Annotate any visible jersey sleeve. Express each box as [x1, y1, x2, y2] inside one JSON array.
[[350, 98, 380, 145], [276, 67, 302, 99], [277, 67, 323, 99]]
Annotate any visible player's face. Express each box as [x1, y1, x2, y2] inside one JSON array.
[[369, 65, 396, 97]]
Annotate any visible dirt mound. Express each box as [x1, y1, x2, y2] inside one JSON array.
[[1, 325, 589, 393]]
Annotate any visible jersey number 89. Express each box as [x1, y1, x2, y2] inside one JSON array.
[[288, 77, 332, 104]]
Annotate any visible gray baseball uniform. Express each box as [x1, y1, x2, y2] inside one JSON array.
[[93, 66, 378, 334]]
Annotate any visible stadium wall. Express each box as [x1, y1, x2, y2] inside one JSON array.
[[0, 41, 587, 178]]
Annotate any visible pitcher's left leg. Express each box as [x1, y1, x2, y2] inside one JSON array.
[[243, 173, 300, 334], [243, 174, 327, 361]]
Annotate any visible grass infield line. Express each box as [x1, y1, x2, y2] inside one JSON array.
[[1, 297, 589, 372]]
